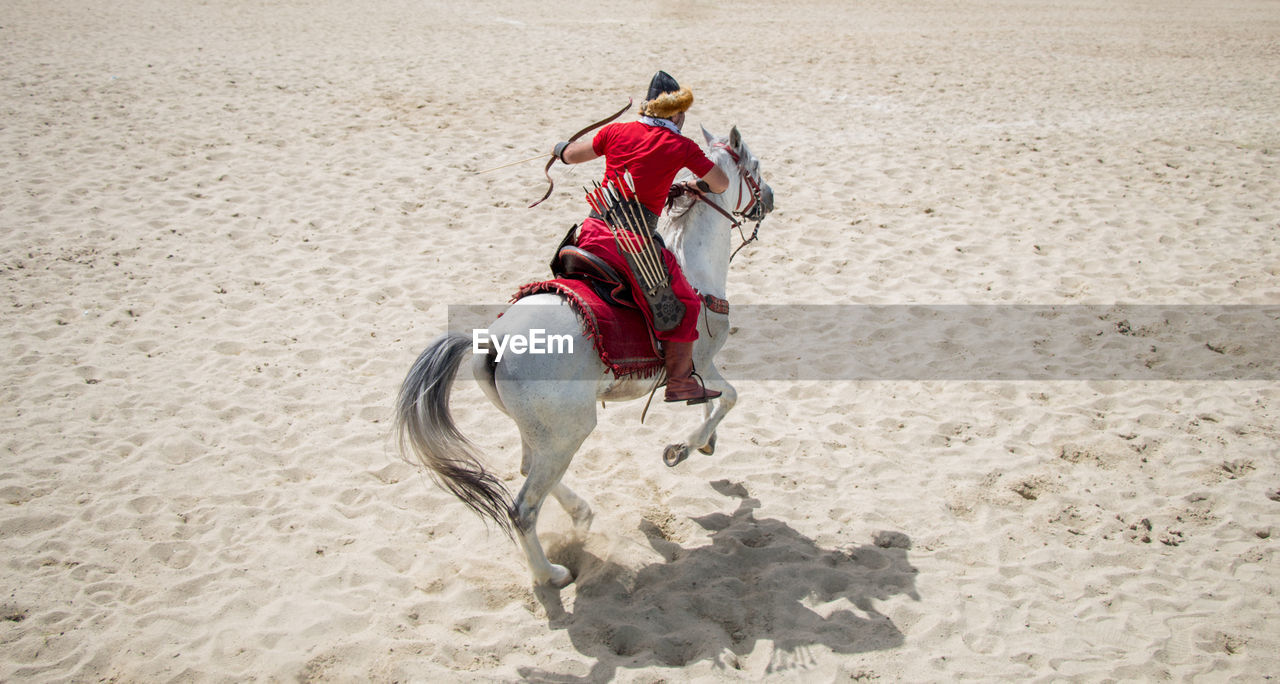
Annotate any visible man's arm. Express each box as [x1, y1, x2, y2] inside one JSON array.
[[552, 140, 599, 165], [699, 165, 729, 194], [679, 164, 730, 195]]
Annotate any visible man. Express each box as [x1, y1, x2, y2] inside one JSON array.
[[551, 71, 729, 403]]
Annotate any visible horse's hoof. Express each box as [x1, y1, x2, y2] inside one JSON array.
[[572, 509, 594, 536], [699, 432, 717, 455], [663, 443, 689, 467], [547, 564, 574, 589]]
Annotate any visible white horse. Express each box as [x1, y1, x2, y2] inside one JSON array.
[[395, 126, 774, 587]]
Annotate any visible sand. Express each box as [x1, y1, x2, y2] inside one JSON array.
[[2, 0, 1277, 680]]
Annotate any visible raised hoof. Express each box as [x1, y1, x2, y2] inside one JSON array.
[[663, 443, 689, 467], [571, 508, 594, 536], [546, 564, 574, 589], [699, 432, 717, 455]]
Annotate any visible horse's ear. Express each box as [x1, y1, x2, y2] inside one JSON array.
[[729, 126, 743, 152], [701, 124, 716, 147]]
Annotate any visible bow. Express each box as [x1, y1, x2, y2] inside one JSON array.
[[528, 98, 633, 208]]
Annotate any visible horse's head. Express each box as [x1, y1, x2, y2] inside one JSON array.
[[702, 125, 775, 222]]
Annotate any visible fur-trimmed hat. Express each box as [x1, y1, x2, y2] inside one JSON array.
[[640, 71, 693, 119]]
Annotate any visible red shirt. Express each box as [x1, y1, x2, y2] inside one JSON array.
[[592, 121, 716, 215]]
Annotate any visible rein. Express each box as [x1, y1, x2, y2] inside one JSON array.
[[695, 193, 761, 263]]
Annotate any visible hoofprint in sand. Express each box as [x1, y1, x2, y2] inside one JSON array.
[[2, 0, 1277, 681]]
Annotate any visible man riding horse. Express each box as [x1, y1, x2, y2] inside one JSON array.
[[550, 71, 728, 404], [397, 84, 772, 586]]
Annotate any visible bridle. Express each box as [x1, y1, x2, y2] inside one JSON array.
[[689, 142, 768, 262], [714, 142, 766, 219]]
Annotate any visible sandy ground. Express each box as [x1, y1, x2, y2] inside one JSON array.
[[2, 0, 1278, 681]]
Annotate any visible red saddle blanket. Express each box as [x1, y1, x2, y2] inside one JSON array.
[[512, 278, 663, 378]]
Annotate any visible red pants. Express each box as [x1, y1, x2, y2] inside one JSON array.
[[575, 217, 699, 343]]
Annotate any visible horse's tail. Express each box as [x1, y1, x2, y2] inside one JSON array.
[[394, 332, 514, 538]]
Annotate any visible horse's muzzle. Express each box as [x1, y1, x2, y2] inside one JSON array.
[[746, 183, 775, 221]]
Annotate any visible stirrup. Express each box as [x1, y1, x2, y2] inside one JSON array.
[[664, 371, 721, 405]]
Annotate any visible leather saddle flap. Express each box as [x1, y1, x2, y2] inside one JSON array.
[[555, 245, 637, 310]]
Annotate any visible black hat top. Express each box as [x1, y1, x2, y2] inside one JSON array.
[[646, 71, 681, 101]]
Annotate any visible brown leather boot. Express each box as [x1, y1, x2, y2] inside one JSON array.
[[662, 340, 721, 404]]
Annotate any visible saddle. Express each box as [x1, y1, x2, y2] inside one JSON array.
[[549, 225, 638, 311], [520, 224, 662, 378]]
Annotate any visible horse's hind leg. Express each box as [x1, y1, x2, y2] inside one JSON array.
[[517, 444, 592, 541], [489, 296, 600, 587], [508, 404, 596, 588], [551, 481, 593, 535], [511, 435, 591, 588], [518, 440, 592, 529], [512, 487, 572, 588]]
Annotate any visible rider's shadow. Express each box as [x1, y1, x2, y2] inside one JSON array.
[[522, 480, 918, 682]]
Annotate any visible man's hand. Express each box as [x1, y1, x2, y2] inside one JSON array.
[[669, 180, 710, 199]]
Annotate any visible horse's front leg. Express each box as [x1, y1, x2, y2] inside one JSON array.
[[697, 384, 728, 455], [664, 362, 736, 466], [689, 362, 736, 451]]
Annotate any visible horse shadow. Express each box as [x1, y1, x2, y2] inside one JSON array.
[[520, 480, 918, 682]]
